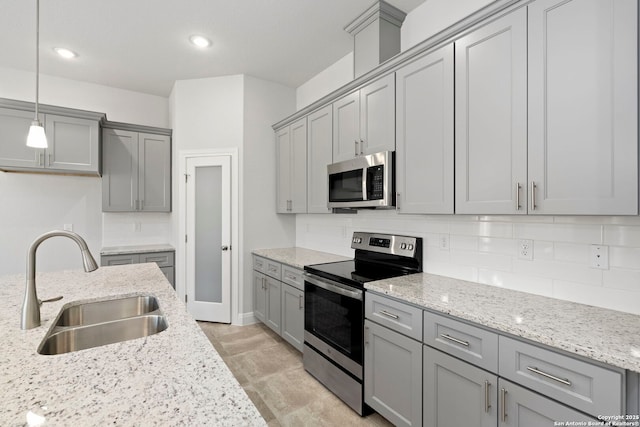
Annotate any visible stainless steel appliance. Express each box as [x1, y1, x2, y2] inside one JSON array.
[[327, 151, 394, 209], [303, 232, 423, 415]]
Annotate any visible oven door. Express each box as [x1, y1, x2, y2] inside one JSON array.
[[304, 273, 364, 376]]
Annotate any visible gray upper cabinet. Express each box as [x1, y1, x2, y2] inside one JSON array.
[[527, 0, 638, 215], [276, 117, 307, 213], [306, 105, 332, 213], [0, 103, 102, 175], [102, 127, 171, 212], [395, 44, 454, 214], [455, 7, 528, 215], [332, 74, 395, 162]]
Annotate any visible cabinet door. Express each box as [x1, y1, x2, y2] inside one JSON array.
[[360, 73, 396, 156], [0, 108, 41, 169], [281, 283, 304, 352], [396, 45, 454, 214], [455, 8, 528, 214], [528, 0, 637, 214], [138, 133, 171, 212], [498, 379, 596, 426], [332, 91, 360, 162], [265, 276, 282, 334], [102, 129, 139, 212], [290, 118, 307, 213], [307, 105, 332, 213], [364, 319, 422, 427], [100, 254, 139, 266], [276, 126, 291, 213], [423, 346, 497, 427], [253, 271, 267, 323], [45, 114, 99, 173]]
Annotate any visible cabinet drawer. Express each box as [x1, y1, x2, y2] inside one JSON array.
[[140, 251, 174, 268], [365, 292, 422, 341], [101, 254, 138, 266], [253, 256, 267, 273], [263, 259, 282, 280], [281, 265, 304, 291], [499, 335, 623, 417], [423, 311, 498, 373]]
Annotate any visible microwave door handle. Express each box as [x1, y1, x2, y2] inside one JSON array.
[[362, 168, 367, 201]]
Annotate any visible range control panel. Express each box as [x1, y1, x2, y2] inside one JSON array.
[[351, 232, 420, 257]]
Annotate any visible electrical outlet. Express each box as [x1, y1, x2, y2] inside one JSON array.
[[439, 234, 450, 251], [63, 223, 73, 231], [590, 245, 609, 270], [518, 239, 533, 261]]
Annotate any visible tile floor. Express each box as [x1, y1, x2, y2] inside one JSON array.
[[198, 321, 393, 426]]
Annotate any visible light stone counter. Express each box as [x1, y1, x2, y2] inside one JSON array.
[[0, 263, 265, 426], [100, 243, 175, 256], [365, 273, 640, 373], [252, 247, 350, 269]]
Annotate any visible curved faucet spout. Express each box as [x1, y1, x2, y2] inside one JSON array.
[[21, 230, 98, 330]]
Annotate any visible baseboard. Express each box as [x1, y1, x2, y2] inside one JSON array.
[[235, 311, 259, 326]]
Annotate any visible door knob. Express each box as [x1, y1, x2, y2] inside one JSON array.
[[221, 245, 229, 251]]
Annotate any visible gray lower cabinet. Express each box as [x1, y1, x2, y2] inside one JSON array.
[[102, 127, 171, 212], [0, 104, 102, 175], [252, 256, 305, 351], [281, 283, 304, 351], [498, 378, 596, 426], [101, 250, 175, 287], [423, 345, 497, 427]]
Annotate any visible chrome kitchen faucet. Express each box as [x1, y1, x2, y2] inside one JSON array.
[[21, 230, 99, 329]]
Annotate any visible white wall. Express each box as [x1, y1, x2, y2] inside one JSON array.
[[243, 75, 297, 314], [0, 66, 171, 275], [290, 1, 640, 315], [296, 53, 354, 111]]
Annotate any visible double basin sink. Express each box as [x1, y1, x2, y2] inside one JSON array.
[[38, 295, 168, 355]]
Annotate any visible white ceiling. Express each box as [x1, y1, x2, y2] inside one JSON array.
[[0, 0, 425, 97]]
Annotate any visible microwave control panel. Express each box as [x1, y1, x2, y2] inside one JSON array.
[[366, 165, 384, 200]]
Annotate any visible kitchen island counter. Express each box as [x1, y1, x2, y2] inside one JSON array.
[[0, 263, 265, 426], [366, 272, 640, 373]]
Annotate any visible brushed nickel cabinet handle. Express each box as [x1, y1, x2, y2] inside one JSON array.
[[396, 192, 400, 210], [500, 388, 507, 422], [354, 140, 359, 156], [440, 333, 470, 347], [364, 325, 369, 346], [379, 310, 399, 320], [48, 153, 52, 166], [526, 366, 571, 386], [515, 182, 521, 210], [360, 139, 364, 155], [298, 294, 303, 310], [485, 380, 491, 413], [530, 181, 537, 211]]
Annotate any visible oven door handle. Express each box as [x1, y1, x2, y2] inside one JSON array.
[[304, 274, 363, 301]]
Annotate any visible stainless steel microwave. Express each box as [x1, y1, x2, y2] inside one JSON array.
[[327, 151, 394, 209]]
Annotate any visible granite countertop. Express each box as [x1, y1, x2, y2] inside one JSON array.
[[0, 264, 265, 426], [365, 273, 640, 373], [100, 243, 175, 256], [252, 247, 350, 269]]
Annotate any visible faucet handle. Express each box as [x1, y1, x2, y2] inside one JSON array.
[[38, 296, 63, 306]]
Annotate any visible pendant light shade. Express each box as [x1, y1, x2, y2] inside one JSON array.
[[27, 0, 47, 149]]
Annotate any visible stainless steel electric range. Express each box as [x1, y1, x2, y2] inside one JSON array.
[[303, 232, 423, 415]]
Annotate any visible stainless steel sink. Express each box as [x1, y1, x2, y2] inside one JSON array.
[[38, 295, 168, 355], [55, 295, 159, 326]]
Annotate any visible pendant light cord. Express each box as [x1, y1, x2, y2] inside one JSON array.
[[35, 0, 40, 120]]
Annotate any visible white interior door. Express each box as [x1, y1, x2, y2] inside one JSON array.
[[185, 155, 231, 322]]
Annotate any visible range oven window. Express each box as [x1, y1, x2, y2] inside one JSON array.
[[328, 169, 364, 202], [304, 281, 363, 363]]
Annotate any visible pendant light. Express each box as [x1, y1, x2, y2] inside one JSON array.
[[26, 0, 47, 149]]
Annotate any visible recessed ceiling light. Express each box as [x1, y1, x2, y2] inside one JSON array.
[[53, 47, 77, 59], [189, 35, 211, 48]]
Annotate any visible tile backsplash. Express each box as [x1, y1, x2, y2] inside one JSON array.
[[296, 212, 640, 315]]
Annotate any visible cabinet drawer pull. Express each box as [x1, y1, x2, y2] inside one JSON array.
[[285, 273, 297, 281], [298, 294, 303, 310], [440, 333, 470, 347], [526, 366, 571, 386], [515, 182, 521, 210], [379, 310, 399, 320], [268, 265, 277, 272], [500, 388, 507, 422], [484, 380, 491, 413]]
